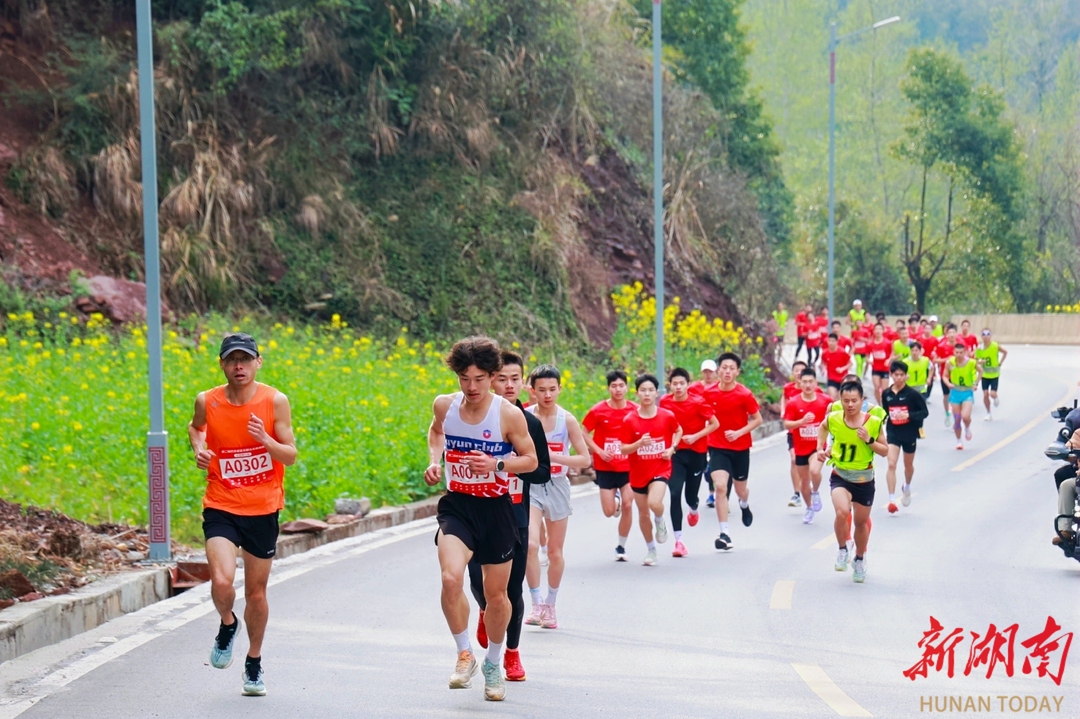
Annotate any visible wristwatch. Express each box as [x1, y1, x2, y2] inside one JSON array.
[[496, 459, 505, 472]]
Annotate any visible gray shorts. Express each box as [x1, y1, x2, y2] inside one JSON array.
[[530, 475, 573, 521]]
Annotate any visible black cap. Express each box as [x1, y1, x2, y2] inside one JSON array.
[[219, 333, 259, 359]]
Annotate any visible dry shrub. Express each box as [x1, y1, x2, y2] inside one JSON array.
[[14, 144, 76, 217], [368, 67, 404, 160], [92, 134, 142, 228]]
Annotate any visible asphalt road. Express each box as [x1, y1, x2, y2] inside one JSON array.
[[2, 345, 1077, 718]]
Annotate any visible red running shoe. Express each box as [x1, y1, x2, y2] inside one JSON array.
[[476, 609, 488, 649], [887, 502, 898, 514], [687, 510, 699, 527], [504, 649, 526, 681]]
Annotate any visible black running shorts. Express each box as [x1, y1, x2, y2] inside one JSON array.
[[827, 379, 842, 390], [708, 448, 750, 481], [981, 377, 999, 391], [940, 376, 951, 396], [631, 478, 667, 495], [887, 435, 917, 454], [794, 453, 813, 467], [203, 507, 279, 559], [435, 492, 519, 565], [786, 433, 794, 450], [594, 470, 630, 490], [872, 370, 890, 379], [829, 474, 875, 507]]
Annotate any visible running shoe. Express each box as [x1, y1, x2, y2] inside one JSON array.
[[965, 427, 972, 441], [901, 484, 911, 507], [449, 650, 478, 689], [614, 489, 621, 517], [740, 504, 753, 527], [672, 540, 688, 557], [539, 546, 549, 566], [787, 493, 802, 507], [655, 516, 669, 544], [482, 659, 506, 701], [524, 605, 544, 626], [476, 610, 488, 649], [944, 415, 952, 429], [540, 604, 558, 629], [714, 532, 732, 551], [802, 508, 814, 524], [993, 397, 999, 408], [503, 649, 526, 682], [956, 442, 964, 450], [687, 509, 699, 527], [242, 664, 266, 697], [706, 493, 715, 508], [615, 545, 627, 561], [811, 492, 822, 512], [835, 547, 850, 571], [852, 557, 867, 583], [210, 614, 241, 669], [642, 549, 657, 566], [887, 501, 898, 514], [983, 413, 992, 422]]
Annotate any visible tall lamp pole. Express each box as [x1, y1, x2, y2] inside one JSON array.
[[653, 0, 664, 381], [827, 15, 900, 321], [136, 0, 170, 561]]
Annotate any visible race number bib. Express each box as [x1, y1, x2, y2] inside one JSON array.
[[637, 440, 665, 458], [548, 441, 565, 475], [799, 424, 819, 439], [889, 406, 909, 425], [604, 440, 624, 459], [446, 449, 495, 485], [507, 473, 523, 503], [218, 446, 274, 488]]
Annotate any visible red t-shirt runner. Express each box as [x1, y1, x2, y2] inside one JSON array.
[[782, 381, 801, 401], [920, 335, 938, 358], [582, 400, 638, 473], [932, 341, 955, 372], [884, 326, 899, 342], [836, 334, 853, 353], [868, 340, 892, 373], [805, 319, 825, 349], [783, 393, 833, 457], [659, 393, 715, 454], [820, 348, 852, 383], [795, 312, 809, 337], [703, 383, 760, 452], [959, 333, 978, 354], [852, 327, 870, 356], [687, 380, 717, 397], [621, 409, 680, 488]]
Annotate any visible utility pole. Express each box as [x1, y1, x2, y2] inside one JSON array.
[[653, 0, 664, 381]]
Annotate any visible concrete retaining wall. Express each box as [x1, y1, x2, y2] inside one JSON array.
[[784, 314, 1080, 345]]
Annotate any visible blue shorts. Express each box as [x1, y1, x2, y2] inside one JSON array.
[[949, 389, 974, 405]]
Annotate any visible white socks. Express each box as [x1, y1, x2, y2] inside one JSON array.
[[674, 530, 682, 542], [738, 499, 749, 509], [720, 522, 729, 534], [453, 630, 471, 653], [546, 586, 559, 606], [486, 641, 503, 665], [647, 541, 656, 551], [654, 513, 663, 524], [529, 587, 543, 606], [618, 535, 628, 548]]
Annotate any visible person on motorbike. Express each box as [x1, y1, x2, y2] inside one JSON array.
[[1054, 407, 1080, 490], [1053, 422, 1080, 547]]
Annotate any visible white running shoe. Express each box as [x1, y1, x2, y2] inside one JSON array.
[[983, 413, 992, 422], [787, 493, 802, 507], [803, 508, 814, 524], [642, 549, 657, 566], [993, 396, 999, 408], [852, 557, 867, 583], [835, 547, 850, 571], [956, 442, 964, 450], [810, 492, 822, 512], [944, 414, 952, 428], [965, 427, 972, 441], [901, 484, 911, 507], [655, 517, 669, 544]]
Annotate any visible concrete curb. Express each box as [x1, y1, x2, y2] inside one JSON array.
[[0, 568, 170, 664]]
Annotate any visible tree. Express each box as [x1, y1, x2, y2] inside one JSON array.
[[891, 47, 1023, 312]]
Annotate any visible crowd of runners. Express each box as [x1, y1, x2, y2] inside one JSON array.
[[184, 305, 1009, 701]]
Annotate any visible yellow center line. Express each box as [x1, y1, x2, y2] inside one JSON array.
[[769, 580, 795, 609], [812, 533, 836, 550], [792, 663, 873, 717], [952, 387, 1075, 472]]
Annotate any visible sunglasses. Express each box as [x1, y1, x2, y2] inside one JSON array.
[[981, 330, 991, 336]]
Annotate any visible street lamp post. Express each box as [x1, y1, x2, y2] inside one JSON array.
[[653, 0, 664, 381], [136, 0, 170, 561], [827, 15, 900, 322]]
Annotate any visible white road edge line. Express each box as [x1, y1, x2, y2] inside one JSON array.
[[769, 580, 795, 610], [951, 386, 1075, 472], [791, 663, 873, 717]]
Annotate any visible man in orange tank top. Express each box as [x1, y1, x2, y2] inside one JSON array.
[[188, 333, 296, 697]]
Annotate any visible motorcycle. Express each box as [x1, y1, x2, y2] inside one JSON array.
[[1046, 400, 1080, 561]]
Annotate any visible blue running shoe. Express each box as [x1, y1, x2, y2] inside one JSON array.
[[706, 493, 715, 508], [482, 659, 505, 701], [210, 614, 240, 669], [242, 663, 266, 696]]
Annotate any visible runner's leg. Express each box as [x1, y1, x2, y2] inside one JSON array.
[[525, 506, 543, 606], [505, 529, 527, 650], [852, 502, 872, 556], [796, 464, 811, 506], [831, 487, 852, 548], [543, 518, 568, 598], [903, 450, 915, 487], [634, 490, 654, 543], [467, 557, 485, 607], [647, 480, 667, 526], [437, 530, 473, 635], [480, 561, 513, 645], [599, 488, 618, 517], [712, 468, 732, 525], [241, 551, 273, 658], [206, 537, 239, 625], [886, 444, 900, 497], [668, 456, 687, 534]]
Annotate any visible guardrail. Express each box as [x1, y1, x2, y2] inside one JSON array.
[[782, 314, 1080, 346]]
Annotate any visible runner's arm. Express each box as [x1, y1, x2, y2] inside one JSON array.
[[252, 391, 297, 466], [424, 395, 451, 486], [998, 345, 1008, 365], [551, 414, 591, 469], [907, 390, 929, 424], [686, 415, 719, 445], [520, 412, 551, 485], [499, 402, 538, 475], [188, 392, 212, 470], [816, 419, 832, 460], [869, 426, 888, 457], [737, 411, 763, 439]]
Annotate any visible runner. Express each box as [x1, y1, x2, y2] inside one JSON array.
[[904, 341, 934, 400], [189, 333, 297, 697], [781, 360, 811, 507], [772, 302, 789, 362], [819, 333, 853, 399], [975, 328, 1007, 421], [620, 374, 683, 566], [783, 368, 832, 524], [931, 324, 958, 427], [424, 336, 539, 701], [958, 319, 979, 354], [867, 323, 893, 405], [805, 310, 824, 368], [890, 324, 912, 364], [830, 320, 853, 353], [943, 342, 981, 450], [466, 351, 550, 682], [660, 368, 719, 556], [795, 305, 812, 362], [927, 315, 944, 338], [523, 366, 591, 631], [582, 371, 637, 559], [688, 359, 719, 396], [851, 320, 871, 378], [703, 352, 764, 551], [848, 299, 866, 330], [817, 381, 888, 583], [880, 360, 929, 514]]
